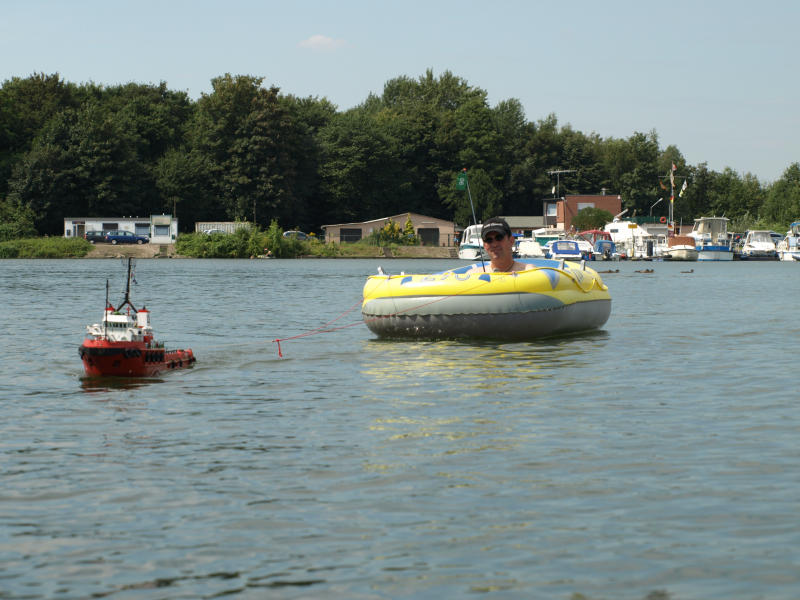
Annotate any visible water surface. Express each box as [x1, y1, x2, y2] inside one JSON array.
[[1, 258, 798, 599]]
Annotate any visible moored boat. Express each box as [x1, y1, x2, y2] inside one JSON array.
[[457, 224, 488, 260], [593, 239, 620, 260], [662, 236, 699, 261], [79, 258, 196, 377], [361, 258, 611, 340], [514, 237, 546, 258], [689, 217, 734, 261], [739, 230, 778, 260], [577, 230, 618, 261], [776, 221, 800, 261], [546, 239, 584, 260]]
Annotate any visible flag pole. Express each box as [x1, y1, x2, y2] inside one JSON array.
[[463, 169, 478, 227], [457, 168, 486, 272]]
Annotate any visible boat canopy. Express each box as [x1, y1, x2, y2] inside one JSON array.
[[745, 231, 774, 244]]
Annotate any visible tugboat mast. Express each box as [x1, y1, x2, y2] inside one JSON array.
[[104, 279, 109, 339], [117, 257, 138, 314]]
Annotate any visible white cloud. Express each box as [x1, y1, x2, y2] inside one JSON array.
[[298, 34, 347, 51]]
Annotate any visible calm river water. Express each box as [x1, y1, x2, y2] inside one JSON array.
[[1, 258, 798, 599]]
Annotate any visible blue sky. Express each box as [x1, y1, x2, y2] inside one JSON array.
[[3, 0, 798, 183]]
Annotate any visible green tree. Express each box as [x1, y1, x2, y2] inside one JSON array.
[[560, 127, 605, 195], [510, 113, 581, 217], [606, 130, 660, 215], [491, 99, 540, 215], [675, 162, 712, 222], [705, 167, 764, 221], [318, 108, 396, 223], [154, 148, 220, 228], [189, 74, 304, 226], [372, 102, 439, 217], [279, 94, 336, 229], [0, 73, 80, 197], [658, 144, 686, 178], [0, 196, 36, 240], [571, 207, 614, 231], [103, 82, 193, 163], [441, 168, 502, 226], [6, 102, 145, 233], [762, 163, 800, 226], [377, 218, 403, 245], [403, 213, 416, 242]]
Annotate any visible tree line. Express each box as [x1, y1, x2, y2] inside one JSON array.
[[2, 70, 799, 241]]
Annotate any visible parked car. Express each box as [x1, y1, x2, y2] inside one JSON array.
[[282, 230, 309, 240], [84, 231, 106, 244], [104, 230, 149, 245]]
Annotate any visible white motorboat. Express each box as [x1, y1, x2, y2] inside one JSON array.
[[603, 220, 668, 259], [740, 230, 778, 260], [776, 221, 800, 261], [515, 238, 545, 258], [457, 224, 487, 260], [545, 239, 583, 260], [662, 236, 699, 261], [689, 217, 734, 261]]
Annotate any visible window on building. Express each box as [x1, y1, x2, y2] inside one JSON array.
[[340, 228, 362, 242], [577, 203, 595, 211], [102, 223, 119, 231], [154, 225, 170, 236]]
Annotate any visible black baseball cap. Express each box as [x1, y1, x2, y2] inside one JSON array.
[[481, 217, 512, 241]]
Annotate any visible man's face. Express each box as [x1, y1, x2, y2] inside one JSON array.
[[483, 230, 514, 263]]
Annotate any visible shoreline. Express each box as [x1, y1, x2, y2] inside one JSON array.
[[81, 244, 457, 259], [83, 244, 182, 259]]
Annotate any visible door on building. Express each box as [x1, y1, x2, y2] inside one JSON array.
[[417, 228, 440, 246]]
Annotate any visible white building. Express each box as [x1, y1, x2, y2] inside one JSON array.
[[63, 215, 178, 244]]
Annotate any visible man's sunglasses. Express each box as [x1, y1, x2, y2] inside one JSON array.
[[483, 233, 506, 243]]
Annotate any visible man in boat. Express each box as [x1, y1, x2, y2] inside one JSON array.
[[466, 217, 534, 273]]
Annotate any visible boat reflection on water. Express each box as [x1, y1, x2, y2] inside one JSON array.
[[361, 332, 610, 391], [80, 375, 165, 393], [358, 332, 610, 469]]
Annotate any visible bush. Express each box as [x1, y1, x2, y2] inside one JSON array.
[[174, 221, 308, 258], [0, 198, 37, 242], [572, 207, 615, 231], [0, 237, 92, 258], [175, 230, 257, 258]]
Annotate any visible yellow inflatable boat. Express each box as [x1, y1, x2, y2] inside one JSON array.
[[362, 259, 611, 340]]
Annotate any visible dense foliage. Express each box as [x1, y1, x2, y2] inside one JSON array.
[[2, 70, 799, 240], [571, 208, 615, 232], [0, 236, 91, 258]]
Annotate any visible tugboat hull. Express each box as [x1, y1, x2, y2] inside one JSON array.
[[79, 340, 195, 377]]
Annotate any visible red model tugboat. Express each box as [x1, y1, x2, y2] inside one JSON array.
[[79, 258, 196, 377]]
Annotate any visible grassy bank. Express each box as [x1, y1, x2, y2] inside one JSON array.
[[0, 237, 92, 258], [0, 233, 451, 259], [173, 228, 443, 259]]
